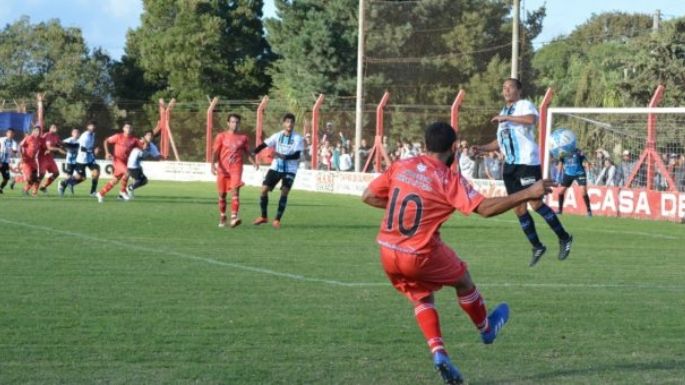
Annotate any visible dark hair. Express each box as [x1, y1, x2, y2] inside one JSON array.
[[424, 122, 457, 153], [227, 113, 241, 122], [282, 113, 296, 123], [6, 128, 14, 132], [505, 77, 522, 90], [86, 120, 96, 126], [144, 130, 153, 136]]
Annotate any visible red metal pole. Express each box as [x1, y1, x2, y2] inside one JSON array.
[[206, 97, 219, 163], [450, 89, 465, 132], [311, 94, 325, 169], [375, 91, 390, 172], [158, 99, 169, 159], [538, 87, 554, 170], [255, 96, 270, 164], [646, 84, 665, 190]]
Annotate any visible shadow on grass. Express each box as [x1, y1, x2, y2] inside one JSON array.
[[470, 359, 685, 385]]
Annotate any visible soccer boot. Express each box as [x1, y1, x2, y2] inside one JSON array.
[[218, 215, 227, 228], [127, 186, 135, 199], [39, 186, 48, 194], [95, 192, 104, 203], [272, 219, 281, 229], [230, 217, 242, 228], [68, 183, 74, 195], [253, 217, 268, 225], [559, 235, 573, 260], [0, 187, 3, 194], [58, 181, 66, 197], [432, 351, 464, 385], [529, 245, 547, 267], [118, 191, 131, 201], [481, 303, 510, 345]]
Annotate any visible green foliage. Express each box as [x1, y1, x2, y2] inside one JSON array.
[[265, 0, 359, 114], [0, 16, 116, 131]]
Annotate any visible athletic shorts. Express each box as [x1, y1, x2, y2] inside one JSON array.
[[503, 164, 542, 194], [561, 173, 587, 188], [63, 163, 77, 176], [380, 242, 467, 302], [113, 159, 128, 178], [21, 163, 37, 181], [1, 162, 9, 180], [216, 166, 244, 194], [262, 169, 295, 191], [39, 158, 59, 176], [74, 162, 100, 178], [128, 168, 146, 181]]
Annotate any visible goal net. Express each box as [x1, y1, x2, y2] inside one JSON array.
[[544, 107, 685, 193]]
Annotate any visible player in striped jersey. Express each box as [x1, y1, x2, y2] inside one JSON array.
[[58, 129, 80, 196], [125, 130, 161, 198], [0, 128, 18, 194], [473, 78, 572, 267], [252, 113, 304, 229], [60, 122, 101, 196]]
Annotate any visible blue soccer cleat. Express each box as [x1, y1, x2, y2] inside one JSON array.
[[481, 303, 510, 345], [433, 351, 464, 385]]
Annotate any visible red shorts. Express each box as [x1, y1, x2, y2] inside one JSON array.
[[216, 166, 244, 193], [113, 159, 127, 178], [380, 242, 467, 302], [39, 158, 59, 175], [21, 163, 37, 181]]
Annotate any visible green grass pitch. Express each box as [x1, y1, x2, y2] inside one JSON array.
[[1, 181, 684, 385]]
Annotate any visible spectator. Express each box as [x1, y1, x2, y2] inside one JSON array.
[[400, 142, 415, 159], [332, 143, 341, 171], [358, 138, 370, 170], [616, 149, 635, 187], [339, 147, 353, 171], [319, 141, 332, 170], [595, 158, 617, 186], [458, 142, 475, 178], [485, 151, 503, 180], [674, 154, 685, 192]]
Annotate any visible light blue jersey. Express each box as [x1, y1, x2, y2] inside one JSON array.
[[76, 131, 96, 164], [0, 137, 18, 164], [562, 150, 587, 177], [62, 137, 79, 165], [496, 99, 540, 166], [264, 131, 304, 174]]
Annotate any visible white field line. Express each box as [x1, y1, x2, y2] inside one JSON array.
[[2, 218, 683, 291]]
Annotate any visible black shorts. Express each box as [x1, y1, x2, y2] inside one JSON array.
[[1, 162, 9, 180], [74, 162, 100, 178], [561, 173, 587, 188], [63, 163, 77, 176], [128, 168, 146, 181], [263, 169, 296, 191], [503, 164, 542, 194]]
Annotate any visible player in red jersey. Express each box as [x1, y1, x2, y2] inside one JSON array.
[[211, 113, 257, 228], [19, 126, 42, 195], [96, 123, 144, 202], [38, 124, 66, 193], [362, 122, 554, 384]]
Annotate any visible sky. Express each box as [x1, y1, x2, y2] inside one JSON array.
[[0, 0, 683, 60]]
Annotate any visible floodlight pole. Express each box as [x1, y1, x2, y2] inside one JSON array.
[[511, 0, 520, 79], [354, 0, 365, 172]]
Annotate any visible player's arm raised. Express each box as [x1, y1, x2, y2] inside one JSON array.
[[475, 179, 555, 218]]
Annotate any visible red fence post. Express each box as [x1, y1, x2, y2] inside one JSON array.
[[311, 94, 325, 169], [255, 96, 272, 164], [158, 99, 169, 159], [646, 85, 665, 190], [206, 97, 219, 163], [538, 88, 554, 170], [450, 89, 465, 132]]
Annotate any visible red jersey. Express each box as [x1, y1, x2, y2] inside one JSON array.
[[367, 155, 485, 255], [213, 132, 249, 171], [106, 133, 143, 162], [20, 135, 42, 163], [39, 132, 61, 161]]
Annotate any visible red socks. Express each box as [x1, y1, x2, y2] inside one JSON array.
[[458, 287, 489, 332], [231, 195, 239, 217], [414, 302, 445, 354], [218, 197, 227, 216]]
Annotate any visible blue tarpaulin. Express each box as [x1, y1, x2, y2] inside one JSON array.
[[0, 112, 34, 134]]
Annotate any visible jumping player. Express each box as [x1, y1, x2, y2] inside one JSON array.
[[473, 78, 573, 266], [126, 130, 161, 198], [211, 113, 257, 228], [38, 124, 65, 193], [362, 122, 555, 384], [557, 148, 592, 216], [96, 123, 143, 202], [0, 128, 18, 194], [252, 113, 304, 229]]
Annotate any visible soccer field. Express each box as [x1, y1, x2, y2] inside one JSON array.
[[1, 181, 684, 385]]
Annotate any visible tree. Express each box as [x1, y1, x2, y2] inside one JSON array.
[[125, 0, 273, 101], [0, 16, 115, 130], [265, 0, 358, 112]]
